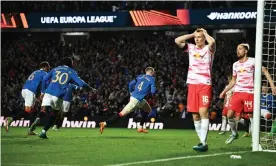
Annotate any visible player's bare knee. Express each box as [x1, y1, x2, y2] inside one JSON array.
[[235, 115, 241, 121], [192, 113, 200, 121], [199, 107, 208, 119], [227, 110, 235, 118], [25, 107, 32, 113], [120, 103, 136, 116]]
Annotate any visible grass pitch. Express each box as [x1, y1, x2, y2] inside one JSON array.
[[1, 127, 276, 166]]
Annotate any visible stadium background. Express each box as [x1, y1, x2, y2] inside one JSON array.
[[1, 1, 273, 130]]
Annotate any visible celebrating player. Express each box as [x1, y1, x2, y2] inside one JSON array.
[[175, 28, 216, 152], [99, 67, 156, 134], [36, 57, 96, 139], [52, 83, 82, 131], [219, 43, 276, 144], [5, 61, 50, 135], [219, 76, 234, 135]]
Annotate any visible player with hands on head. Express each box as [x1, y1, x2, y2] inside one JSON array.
[[175, 28, 216, 152]]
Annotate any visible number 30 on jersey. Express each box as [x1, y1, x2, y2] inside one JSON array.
[[52, 71, 68, 85]]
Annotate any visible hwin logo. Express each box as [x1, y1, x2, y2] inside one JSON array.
[[207, 12, 217, 20]]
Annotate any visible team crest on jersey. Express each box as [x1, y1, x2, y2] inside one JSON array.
[[239, 68, 245, 73], [193, 53, 201, 59]]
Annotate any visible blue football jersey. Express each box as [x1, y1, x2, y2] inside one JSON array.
[[261, 94, 274, 110], [23, 69, 47, 94], [129, 74, 156, 101], [42, 65, 89, 98], [63, 84, 80, 102]]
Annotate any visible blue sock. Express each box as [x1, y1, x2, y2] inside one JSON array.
[[148, 108, 157, 118]]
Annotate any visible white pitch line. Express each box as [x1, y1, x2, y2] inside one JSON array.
[[2, 164, 80, 166], [107, 151, 251, 166]]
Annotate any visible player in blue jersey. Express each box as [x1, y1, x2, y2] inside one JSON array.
[[52, 83, 82, 131], [99, 67, 156, 134], [260, 83, 276, 141], [261, 84, 274, 120], [31, 57, 96, 139], [5, 61, 50, 135]]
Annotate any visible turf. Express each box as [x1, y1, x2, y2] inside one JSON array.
[[1, 127, 276, 166]]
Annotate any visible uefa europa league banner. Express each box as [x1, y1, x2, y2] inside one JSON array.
[[1, 8, 258, 29]]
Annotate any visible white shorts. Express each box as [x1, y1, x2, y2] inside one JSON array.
[[61, 101, 71, 113], [21, 89, 36, 107], [261, 109, 271, 120], [41, 93, 63, 111], [121, 97, 147, 115]]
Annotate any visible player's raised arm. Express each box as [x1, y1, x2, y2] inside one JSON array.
[[175, 32, 195, 48], [200, 28, 216, 53], [262, 67, 276, 95], [128, 79, 137, 92]]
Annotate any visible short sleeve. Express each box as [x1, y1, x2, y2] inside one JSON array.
[[232, 63, 237, 77]]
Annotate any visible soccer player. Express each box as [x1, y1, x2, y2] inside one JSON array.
[[37, 57, 96, 139], [260, 83, 276, 141], [261, 83, 274, 120], [219, 76, 233, 135], [5, 61, 50, 135], [99, 67, 156, 134], [175, 28, 216, 152], [52, 83, 82, 131], [219, 43, 276, 144]]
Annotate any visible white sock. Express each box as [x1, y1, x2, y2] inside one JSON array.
[[194, 120, 201, 141], [235, 119, 239, 131], [42, 129, 46, 133], [249, 118, 253, 134], [200, 119, 209, 146], [228, 118, 237, 136], [239, 118, 245, 126], [221, 116, 227, 132]]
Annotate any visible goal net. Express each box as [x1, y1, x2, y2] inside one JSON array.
[[253, 0, 276, 152]]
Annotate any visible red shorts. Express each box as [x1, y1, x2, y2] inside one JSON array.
[[222, 107, 228, 116], [228, 92, 254, 114], [187, 84, 212, 113]]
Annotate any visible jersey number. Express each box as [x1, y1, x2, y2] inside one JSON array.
[[28, 73, 35, 80], [52, 71, 69, 85], [137, 82, 144, 91], [202, 96, 209, 105], [245, 101, 253, 108]]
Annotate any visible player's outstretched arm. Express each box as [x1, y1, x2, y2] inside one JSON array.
[[175, 33, 195, 48], [200, 28, 216, 53], [71, 70, 97, 93], [219, 77, 236, 98], [262, 67, 276, 95]]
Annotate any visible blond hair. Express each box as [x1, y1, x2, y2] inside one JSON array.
[[239, 43, 250, 50]]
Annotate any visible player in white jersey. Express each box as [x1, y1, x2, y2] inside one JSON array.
[[219, 43, 276, 144], [175, 28, 215, 152], [219, 76, 234, 135]]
